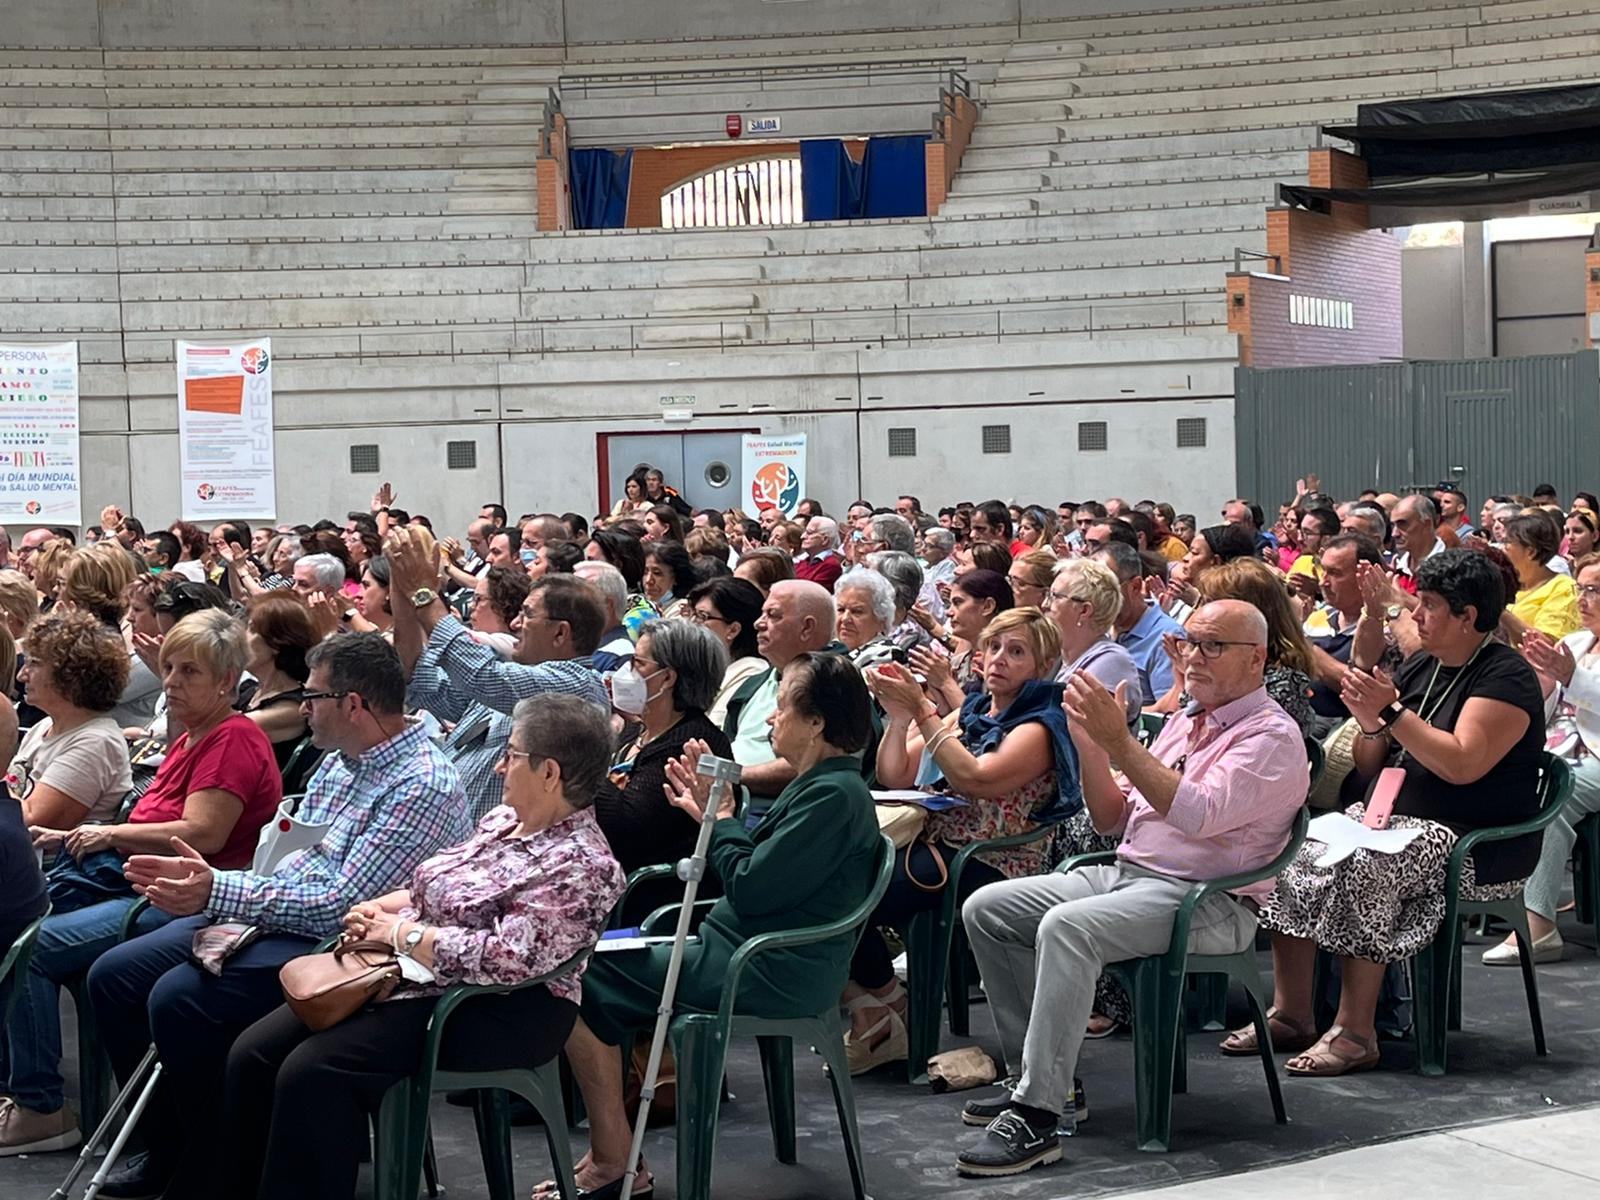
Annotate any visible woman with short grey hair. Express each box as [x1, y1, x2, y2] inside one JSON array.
[[835, 568, 896, 656], [595, 618, 734, 922], [867, 549, 932, 648]]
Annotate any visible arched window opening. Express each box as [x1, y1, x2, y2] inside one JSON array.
[[661, 158, 802, 229]]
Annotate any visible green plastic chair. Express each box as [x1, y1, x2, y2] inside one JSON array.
[[902, 826, 1055, 1084], [1, 907, 49, 1024], [372, 947, 593, 1200], [1411, 753, 1572, 1077], [1570, 810, 1600, 955], [1136, 711, 1169, 747], [649, 834, 894, 1200], [1057, 806, 1309, 1153]]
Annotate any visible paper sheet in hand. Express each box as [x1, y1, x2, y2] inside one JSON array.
[[872, 789, 968, 812], [1306, 811, 1423, 868]]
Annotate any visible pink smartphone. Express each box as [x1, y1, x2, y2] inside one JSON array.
[[1363, 767, 1405, 830]]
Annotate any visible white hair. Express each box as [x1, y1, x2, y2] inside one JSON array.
[[298, 553, 345, 590], [837, 567, 896, 629], [808, 516, 841, 550], [574, 559, 627, 616]]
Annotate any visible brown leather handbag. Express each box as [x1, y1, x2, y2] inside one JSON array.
[[279, 937, 404, 1031]]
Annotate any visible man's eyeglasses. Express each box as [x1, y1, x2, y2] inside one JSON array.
[[300, 689, 351, 703], [1172, 637, 1258, 660], [499, 747, 534, 767]]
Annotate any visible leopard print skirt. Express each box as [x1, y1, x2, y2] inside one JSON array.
[[1263, 802, 1524, 964]]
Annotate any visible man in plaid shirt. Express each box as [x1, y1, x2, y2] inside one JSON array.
[[83, 634, 466, 1200]]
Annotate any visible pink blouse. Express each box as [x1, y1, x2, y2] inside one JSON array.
[[401, 805, 623, 1002]]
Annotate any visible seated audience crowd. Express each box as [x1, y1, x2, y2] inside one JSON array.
[[0, 471, 1595, 1191]]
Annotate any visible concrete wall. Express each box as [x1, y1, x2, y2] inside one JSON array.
[[1403, 245, 1468, 360]]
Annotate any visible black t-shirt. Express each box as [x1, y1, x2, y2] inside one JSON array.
[[1384, 640, 1544, 884], [0, 797, 49, 962]]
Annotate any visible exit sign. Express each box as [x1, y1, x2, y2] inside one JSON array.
[[745, 115, 781, 135], [659, 394, 696, 407]]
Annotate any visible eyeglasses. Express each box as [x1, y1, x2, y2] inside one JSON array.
[[1578, 585, 1600, 599], [1042, 591, 1086, 609], [300, 689, 351, 703], [690, 608, 726, 625], [1172, 637, 1259, 659], [500, 747, 534, 766]]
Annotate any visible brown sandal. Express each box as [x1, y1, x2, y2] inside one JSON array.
[[1219, 1008, 1319, 1056], [1284, 1025, 1380, 1077]]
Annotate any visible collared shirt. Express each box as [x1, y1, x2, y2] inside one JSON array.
[[1392, 537, 1446, 593], [1108, 686, 1306, 901], [408, 613, 607, 722], [437, 703, 515, 824], [207, 720, 468, 935], [1117, 600, 1185, 705], [729, 669, 781, 769], [403, 805, 623, 1000]]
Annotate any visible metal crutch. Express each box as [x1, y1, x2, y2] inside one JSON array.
[[47, 1046, 162, 1200], [619, 753, 742, 1200]]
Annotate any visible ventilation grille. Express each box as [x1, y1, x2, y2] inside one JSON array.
[[887, 427, 917, 458], [349, 444, 380, 474], [1176, 417, 1208, 448], [446, 440, 477, 470], [981, 424, 1012, 454], [1077, 421, 1108, 452]]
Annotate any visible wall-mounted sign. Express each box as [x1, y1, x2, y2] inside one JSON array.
[[725, 114, 742, 138], [742, 433, 806, 517], [0, 341, 81, 527], [744, 115, 782, 135]]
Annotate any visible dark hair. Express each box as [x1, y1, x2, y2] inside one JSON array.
[[687, 576, 764, 659], [509, 693, 614, 807], [782, 651, 872, 754], [1533, 483, 1558, 500], [1303, 507, 1341, 538], [1078, 500, 1107, 520], [484, 564, 532, 626], [589, 528, 646, 591], [975, 499, 1013, 540], [798, 497, 824, 516], [169, 521, 205, 558], [300, 530, 355, 578], [306, 632, 407, 715], [645, 540, 698, 596], [146, 531, 182, 569], [481, 503, 508, 528], [117, 515, 146, 540], [647, 505, 686, 544], [539, 541, 583, 575], [952, 568, 1014, 617], [1413, 548, 1505, 632], [1197, 523, 1256, 563], [362, 554, 391, 589], [623, 471, 650, 501], [898, 495, 921, 513], [1574, 492, 1600, 514], [153, 579, 232, 620], [1502, 511, 1562, 564], [966, 541, 1013, 575], [1121, 510, 1155, 547], [735, 547, 795, 592], [532, 575, 607, 656], [1100, 520, 1139, 549], [246, 591, 320, 683], [1321, 533, 1383, 565]]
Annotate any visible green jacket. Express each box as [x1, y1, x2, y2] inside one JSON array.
[[687, 756, 879, 1017]]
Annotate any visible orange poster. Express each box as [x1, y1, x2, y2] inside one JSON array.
[[184, 374, 244, 415]]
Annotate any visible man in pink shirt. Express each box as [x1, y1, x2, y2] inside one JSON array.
[[955, 599, 1307, 1178]]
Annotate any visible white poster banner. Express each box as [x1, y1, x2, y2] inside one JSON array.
[[741, 433, 807, 518], [0, 342, 81, 527], [176, 339, 276, 520]]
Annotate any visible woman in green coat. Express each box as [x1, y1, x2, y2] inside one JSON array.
[[539, 652, 880, 1200]]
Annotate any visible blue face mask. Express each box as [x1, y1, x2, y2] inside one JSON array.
[[520, 548, 539, 567]]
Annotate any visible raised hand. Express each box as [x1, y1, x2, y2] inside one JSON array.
[[305, 590, 343, 639], [1523, 632, 1576, 688]]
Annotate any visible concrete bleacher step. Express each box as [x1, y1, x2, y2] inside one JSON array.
[[1080, 26, 1465, 75], [1005, 41, 1092, 61], [938, 195, 1042, 218], [978, 98, 1074, 124], [637, 321, 757, 346], [115, 262, 527, 302], [658, 263, 766, 286], [649, 290, 760, 316], [1074, 47, 1454, 98], [985, 78, 1082, 102], [952, 151, 1306, 195]]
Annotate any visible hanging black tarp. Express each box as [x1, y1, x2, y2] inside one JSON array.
[[1279, 161, 1600, 212], [1322, 82, 1600, 178]]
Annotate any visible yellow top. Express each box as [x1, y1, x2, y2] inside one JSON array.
[[1512, 573, 1582, 639]]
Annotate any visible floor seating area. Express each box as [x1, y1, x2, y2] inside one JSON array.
[[4, 0, 1599, 373]]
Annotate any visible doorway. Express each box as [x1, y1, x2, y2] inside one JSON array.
[[600, 430, 755, 513]]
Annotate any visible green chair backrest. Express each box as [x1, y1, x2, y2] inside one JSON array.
[[1, 907, 49, 1025]]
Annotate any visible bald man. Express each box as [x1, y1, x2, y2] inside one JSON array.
[[721, 579, 839, 822], [955, 600, 1307, 1178]]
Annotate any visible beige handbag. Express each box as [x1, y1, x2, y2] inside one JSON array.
[[875, 803, 927, 849], [279, 937, 404, 1031]]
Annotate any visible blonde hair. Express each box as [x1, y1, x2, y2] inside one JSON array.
[[0, 623, 14, 696], [59, 544, 138, 625], [1052, 558, 1124, 634], [0, 568, 38, 637], [979, 607, 1061, 680], [159, 608, 249, 683], [1011, 549, 1057, 590], [33, 541, 72, 600]]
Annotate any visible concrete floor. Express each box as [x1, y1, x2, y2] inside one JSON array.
[[6, 916, 1600, 1199]]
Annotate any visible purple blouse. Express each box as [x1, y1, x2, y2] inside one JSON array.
[[401, 805, 623, 1002]]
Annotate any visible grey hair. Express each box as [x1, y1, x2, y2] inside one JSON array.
[[837, 567, 897, 630], [637, 617, 729, 713], [573, 559, 627, 616], [1094, 540, 1143, 585], [509, 692, 614, 808], [865, 549, 923, 615], [808, 516, 841, 550], [298, 552, 345, 591], [1399, 494, 1438, 524], [922, 527, 955, 555], [869, 513, 916, 554], [1346, 504, 1388, 540]]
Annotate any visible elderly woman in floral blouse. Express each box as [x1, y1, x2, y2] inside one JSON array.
[[218, 693, 624, 1200]]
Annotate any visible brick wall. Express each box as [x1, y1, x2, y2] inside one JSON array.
[[926, 92, 976, 215], [535, 114, 571, 231], [1228, 148, 1402, 367], [623, 141, 819, 228], [1588, 245, 1600, 349]]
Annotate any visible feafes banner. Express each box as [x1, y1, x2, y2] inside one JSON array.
[[176, 339, 277, 520], [741, 434, 806, 517], [0, 342, 82, 527]]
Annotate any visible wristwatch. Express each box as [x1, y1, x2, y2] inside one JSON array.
[[1377, 699, 1406, 729], [408, 586, 438, 609], [398, 925, 427, 957], [1384, 604, 1402, 623]]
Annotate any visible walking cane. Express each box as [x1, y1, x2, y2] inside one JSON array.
[[619, 753, 742, 1200], [48, 1046, 161, 1200]]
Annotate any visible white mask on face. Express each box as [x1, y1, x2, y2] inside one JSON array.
[[610, 663, 648, 715]]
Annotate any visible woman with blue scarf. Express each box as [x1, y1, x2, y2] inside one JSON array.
[[843, 607, 1082, 1075]]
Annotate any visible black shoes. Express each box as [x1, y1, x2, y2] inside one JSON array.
[[96, 1151, 174, 1200], [961, 1078, 1087, 1128], [955, 1107, 1063, 1178]]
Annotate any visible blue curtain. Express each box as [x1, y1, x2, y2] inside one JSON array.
[[569, 147, 633, 229], [862, 135, 929, 218], [799, 139, 862, 222]]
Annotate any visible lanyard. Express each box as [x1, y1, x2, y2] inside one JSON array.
[[1396, 636, 1490, 765]]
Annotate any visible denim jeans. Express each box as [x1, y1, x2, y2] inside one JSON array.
[[0, 895, 171, 1113]]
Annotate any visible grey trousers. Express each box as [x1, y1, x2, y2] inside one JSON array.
[[1526, 754, 1600, 921], [962, 862, 1257, 1117]]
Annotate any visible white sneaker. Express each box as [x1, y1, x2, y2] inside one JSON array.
[[0, 1097, 82, 1156], [1482, 930, 1564, 966]]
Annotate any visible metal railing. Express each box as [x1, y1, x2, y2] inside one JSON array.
[[560, 56, 969, 98], [1233, 247, 1284, 274]]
